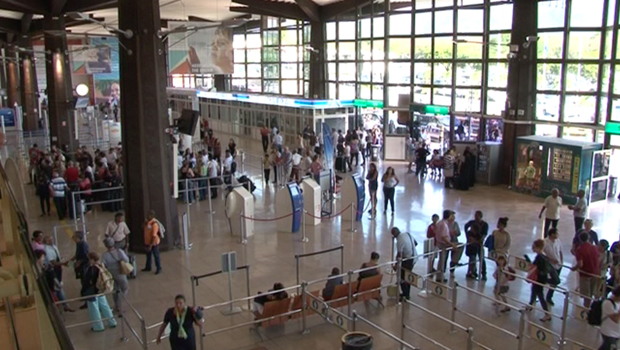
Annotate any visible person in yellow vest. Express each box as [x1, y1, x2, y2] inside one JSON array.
[[142, 210, 161, 275]]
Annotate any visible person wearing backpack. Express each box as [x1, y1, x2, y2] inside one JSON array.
[[528, 239, 552, 322], [142, 210, 162, 275], [81, 252, 117, 332], [598, 286, 620, 350]]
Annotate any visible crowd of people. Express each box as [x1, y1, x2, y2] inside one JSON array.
[[30, 143, 123, 220]]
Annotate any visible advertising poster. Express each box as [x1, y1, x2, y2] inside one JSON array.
[[167, 21, 234, 75], [71, 45, 112, 74], [515, 141, 542, 192], [91, 37, 120, 108]]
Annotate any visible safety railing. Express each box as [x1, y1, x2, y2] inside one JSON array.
[[402, 298, 474, 350], [70, 186, 124, 232], [190, 265, 251, 310], [295, 245, 344, 287], [352, 311, 420, 350]]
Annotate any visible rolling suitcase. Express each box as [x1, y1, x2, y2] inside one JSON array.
[[128, 254, 137, 279]]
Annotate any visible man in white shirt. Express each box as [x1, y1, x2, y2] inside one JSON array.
[[435, 210, 456, 283], [201, 150, 209, 166], [344, 143, 351, 172], [539, 188, 562, 238], [600, 286, 620, 350], [207, 155, 220, 199], [105, 212, 131, 250], [568, 189, 588, 233], [106, 148, 117, 165], [391, 227, 417, 300], [291, 150, 303, 182], [543, 228, 563, 305], [273, 131, 283, 152], [223, 150, 234, 173]]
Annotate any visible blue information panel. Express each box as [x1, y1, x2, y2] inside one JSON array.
[[352, 175, 366, 221], [288, 183, 304, 232], [0, 108, 16, 127]]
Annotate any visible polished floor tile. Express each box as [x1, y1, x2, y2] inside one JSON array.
[[21, 142, 617, 350]]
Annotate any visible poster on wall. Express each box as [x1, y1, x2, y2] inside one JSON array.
[[167, 21, 234, 75], [91, 37, 120, 113], [515, 141, 543, 192], [71, 45, 112, 74]]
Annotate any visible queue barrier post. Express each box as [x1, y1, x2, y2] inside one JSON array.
[[396, 256, 402, 306], [301, 282, 309, 334], [300, 210, 308, 243], [466, 328, 474, 350], [140, 317, 148, 350], [558, 291, 570, 350], [450, 281, 458, 334], [400, 289, 407, 350], [386, 237, 396, 275], [347, 271, 353, 317], [517, 308, 526, 350], [240, 211, 247, 244], [349, 202, 356, 232], [185, 178, 191, 228], [119, 299, 128, 343]]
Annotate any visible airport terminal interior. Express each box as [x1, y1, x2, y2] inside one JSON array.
[[2, 0, 620, 350]]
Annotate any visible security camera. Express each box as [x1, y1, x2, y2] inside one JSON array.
[[526, 36, 539, 42]]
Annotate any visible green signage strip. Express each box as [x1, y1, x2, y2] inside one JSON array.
[[605, 121, 620, 135], [410, 103, 450, 115], [354, 99, 384, 109]]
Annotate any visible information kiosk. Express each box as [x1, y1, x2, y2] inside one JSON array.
[[300, 177, 321, 226], [341, 174, 365, 222], [276, 182, 304, 233], [225, 186, 254, 239]]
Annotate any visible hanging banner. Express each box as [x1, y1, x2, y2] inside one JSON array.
[[167, 21, 234, 75], [322, 123, 334, 171]]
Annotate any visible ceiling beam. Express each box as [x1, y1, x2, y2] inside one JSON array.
[[232, 0, 309, 21], [0, 17, 21, 34], [230, 6, 309, 21], [63, 0, 117, 12], [50, 0, 68, 16], [320, 0, 372, 19], [21, 14, 33, 34], [0, 0, 48, 14], [294, 0, 320, 22]]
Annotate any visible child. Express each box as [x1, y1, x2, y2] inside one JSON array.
[[493, 255, 514, 314]]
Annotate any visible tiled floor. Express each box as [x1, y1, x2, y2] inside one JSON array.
[[21, 140, 617, 350]]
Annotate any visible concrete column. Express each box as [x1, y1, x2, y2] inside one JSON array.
[[501, 0, 537, 182], [308, 21, 326, 99], [5, 46, 20, 109], [18, 36, 39, 131], [44, 15, 76, 151], [119, 0, 179, 252]]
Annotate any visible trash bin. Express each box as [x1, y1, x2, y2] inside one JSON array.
[[371, 145, 380, 162], [342, 332, 373, 350]]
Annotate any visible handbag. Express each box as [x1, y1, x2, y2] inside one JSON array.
[[484, 234, 495, 250], [111, 250, 134, 275], [526, 265, 538, 283], [387, 272, 399, 298]]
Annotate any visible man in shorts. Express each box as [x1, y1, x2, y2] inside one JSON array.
[[572, 231, 600, 308]]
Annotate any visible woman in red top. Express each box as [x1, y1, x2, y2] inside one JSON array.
[[427, 214, 440, 272]]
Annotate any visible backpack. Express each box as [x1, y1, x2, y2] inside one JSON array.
[[588, 299, 616, 326], [96, 264, 115, 293], [543, 255, 560, 286], [230, 161, 237, 174], [155, 219, 166, 239]]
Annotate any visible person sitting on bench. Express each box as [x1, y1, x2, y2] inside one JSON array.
[[359, 252, 380, 281], [322, 267, 343, 301], [253, 283, 288, 319]]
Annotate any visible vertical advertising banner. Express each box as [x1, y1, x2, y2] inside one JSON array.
[[167, 21, 234, 75], [322, 123, 334, 170]]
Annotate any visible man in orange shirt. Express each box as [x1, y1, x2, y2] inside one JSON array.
[[142, 210, 162, 274]]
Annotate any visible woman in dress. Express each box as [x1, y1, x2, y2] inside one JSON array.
[[157, 295, 204, 350], [366, 163, 379, 218], [381, 167, 399, 214], [492, 217, 511, 258]]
